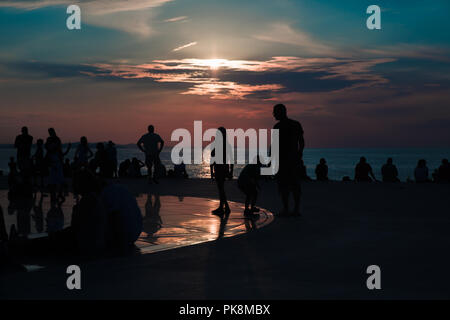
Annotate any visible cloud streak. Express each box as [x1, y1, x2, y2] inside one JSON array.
[[254, 23, 336, 56], [0, 0, 173, 36], [164, 16, 188, 23], [79, 56, 394, 99], [172, 42, 198, 52]]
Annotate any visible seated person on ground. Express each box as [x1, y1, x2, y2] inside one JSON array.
[[118, 159, 131, 178], [355, 157, 377, 182], [437, 159, 450, 183], [315, 158, 328, 181], [299, 160, 312, 181], [414, 159, 430, 183], [129, 158, 145, 178], [173, 161, 188, 178], [100, 184, 143, 248], [381, 158, 400, 182]]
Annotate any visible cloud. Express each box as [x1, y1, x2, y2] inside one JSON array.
[[164, 16, 188, 23], [0, 55, 396, 100], [254, 23, 336, 56], [0, 0, 174, 36], [79, 56, 394, 99], [172, 42, 198, 52], [361, 44, 450, 63]]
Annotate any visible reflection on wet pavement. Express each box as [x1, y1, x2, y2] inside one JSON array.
[[0, 191, 274, 255], [137, 193, 273, 253]]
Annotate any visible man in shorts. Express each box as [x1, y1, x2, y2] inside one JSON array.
[[137, 125, 164, 183], [273, 104, 304, 217]]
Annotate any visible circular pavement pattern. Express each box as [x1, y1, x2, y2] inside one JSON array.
[[1, 191, 274, 255]]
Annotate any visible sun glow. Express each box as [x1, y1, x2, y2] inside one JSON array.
[[204, 59, 224, 70]]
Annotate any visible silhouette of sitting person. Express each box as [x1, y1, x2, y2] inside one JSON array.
[[70, 170, 142, 255], [174, 161, 188, 178], [210, 127, 233, 216], [437, 159, 450, 183], [315, 158, 328, 181], [137, 125, 164, 184], [299, 160, 312, 181], [129, 157, 145, 178], [355, 157, 377, 182], [272, 104, 304, 216], [381, 158, 399, 182], [100, 183, 143, 249], [414, 159, 430, 183], [238, 158, 261, 218], [118, 159, 131, 178], [14, 126, 33, 173]]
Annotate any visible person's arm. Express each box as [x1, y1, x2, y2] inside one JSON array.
[[228, 164, 234, 180], [298, 124, 305, 159], [137, 136, 145, 153], [369, 167, 377, 181], [158, 137, 164, 154], [87, 147, 94, 159], [210, 164, 215, 179], [74, 145, 80, 160], [63, 143, 72, 156]]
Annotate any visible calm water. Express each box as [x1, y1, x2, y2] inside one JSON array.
[[1, 146, 449, 181]]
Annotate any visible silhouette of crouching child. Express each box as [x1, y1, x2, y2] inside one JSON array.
[[237, 157, 262, 219]]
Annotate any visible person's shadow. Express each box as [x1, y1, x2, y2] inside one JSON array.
[[217, 212, 230, 240], [142, 192, 162, 243]]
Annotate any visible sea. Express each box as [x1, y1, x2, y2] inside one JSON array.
[[0, 145, 449, 181]]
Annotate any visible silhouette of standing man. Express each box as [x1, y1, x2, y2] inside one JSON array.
[[137, 125, 164, 183], [273, 104, 304, 216], [14, 126, 33, 173]]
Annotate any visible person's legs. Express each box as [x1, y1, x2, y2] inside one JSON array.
[[145, 154, 154, 182], [153, 156, 161, 183], [292, 185, 301, 216], [213, 177, 229, 214], [218, 179, 229, 211], [277, 169, 291, 215], [250, 189, 258, 211], [280, 189, 289, 214], [244, 193, 250, 210]]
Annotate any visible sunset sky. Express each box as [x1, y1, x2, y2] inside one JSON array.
[[0, 0, 449, 147]]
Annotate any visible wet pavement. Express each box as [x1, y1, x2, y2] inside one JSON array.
[[0, 191, 274, 255]]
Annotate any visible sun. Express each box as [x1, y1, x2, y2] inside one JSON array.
[[205, 59, 224, 70]]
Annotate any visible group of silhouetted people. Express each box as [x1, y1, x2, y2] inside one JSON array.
[[9, 127, 123, 204], [210, 104, 305, 219], [2, 104, 450, 265], [348, 157, 450, 183]]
